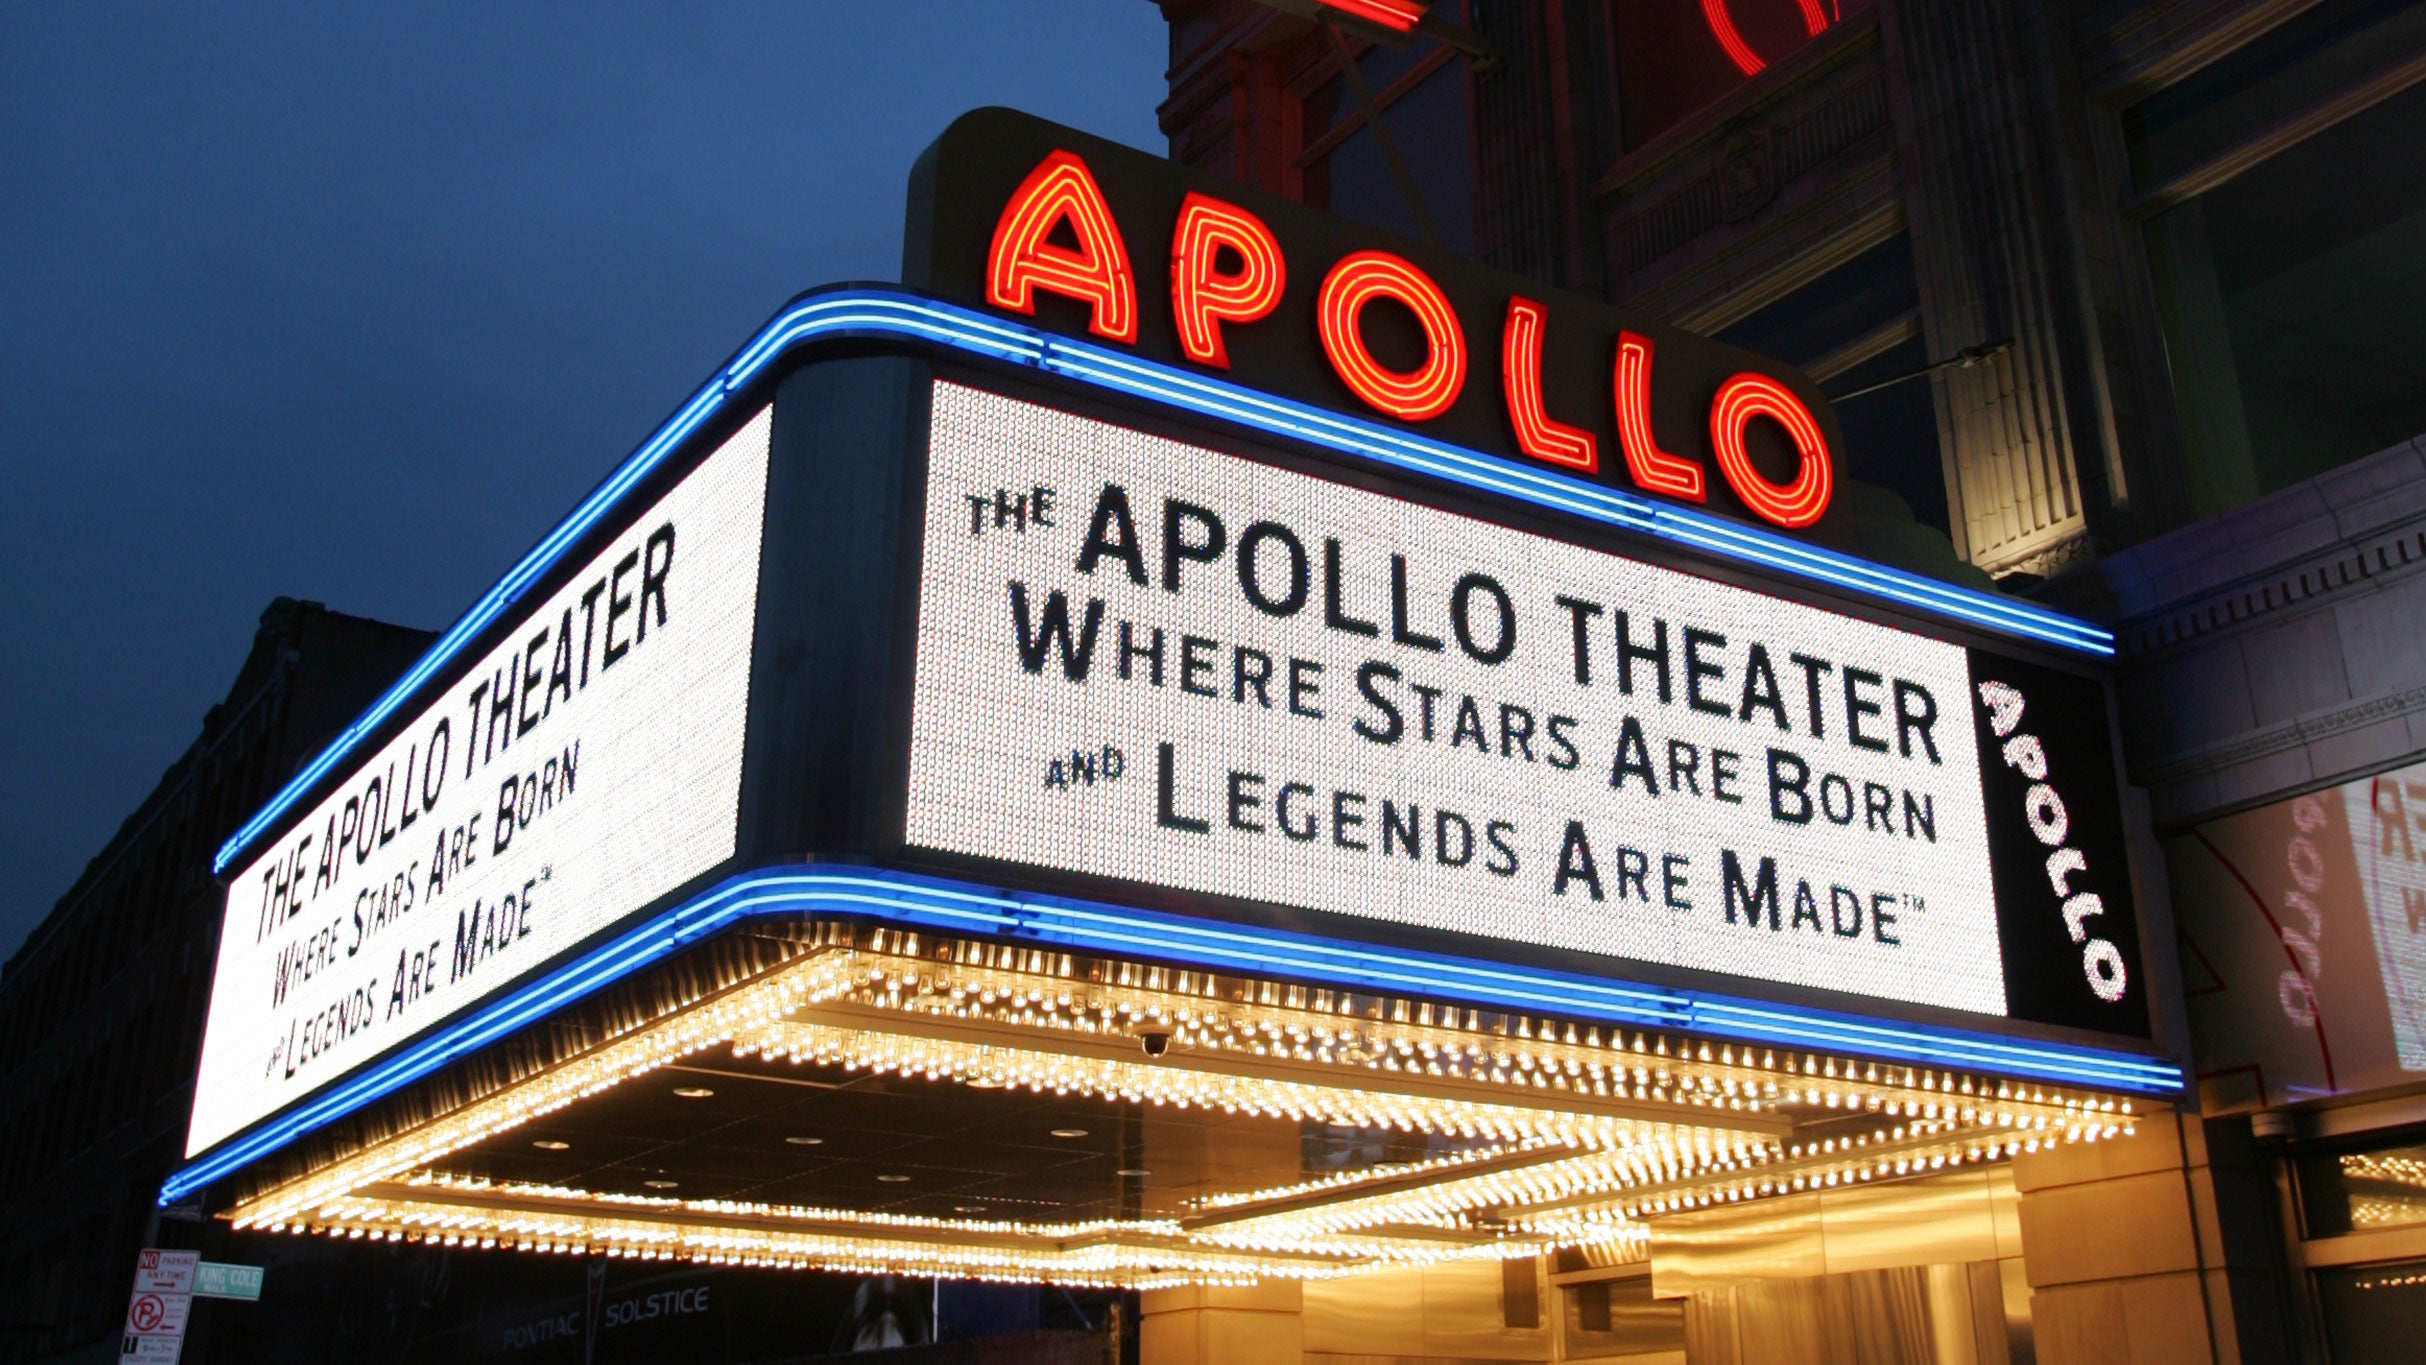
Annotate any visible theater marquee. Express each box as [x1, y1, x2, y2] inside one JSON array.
[[171, 109, 2163, 1231], [186, 410, 771, 1157], [906, 382, 2139, 1031]]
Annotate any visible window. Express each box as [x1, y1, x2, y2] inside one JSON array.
[[2127, 0, 2426, 515], [2313, 1258, 2426, 1363], [1299, 38, 1475, 254], [2299, 1133, 2426, 1238], [1717, 236, 1948, 540], [2164, 759, 2426, 1112], [1612, 0, 1874, 149]]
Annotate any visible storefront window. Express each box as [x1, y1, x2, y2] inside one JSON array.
[[2167, 758, 2426, 1110], [1612, 0, 1873, 148], [2300, 1134, 2426, 1237], [2313, 1257, 2426, 1362], [2127, 0, 2426, 516]]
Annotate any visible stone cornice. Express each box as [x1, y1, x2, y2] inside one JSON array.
[[2135, 682, 2426, 792], [2097, 439, 2426, 655], [2112, 503, 2426, 661]]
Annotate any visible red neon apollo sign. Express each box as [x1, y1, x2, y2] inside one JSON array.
[[1701, 0, 1843, 77], [980, 147, 1833, 530]]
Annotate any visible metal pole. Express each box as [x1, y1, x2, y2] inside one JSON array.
[[1827, 339, 2011, 401]]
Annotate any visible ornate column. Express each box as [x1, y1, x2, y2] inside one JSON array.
[[1877, 0, 2108, 579]]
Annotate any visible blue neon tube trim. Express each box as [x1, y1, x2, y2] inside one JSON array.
[[211, 286, 2111, 877], [160, 863, 2181, 1206]]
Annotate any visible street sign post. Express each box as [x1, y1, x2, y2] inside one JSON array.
[[121, 1250, 196, 1364]]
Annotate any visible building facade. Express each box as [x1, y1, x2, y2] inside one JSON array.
[[122, 113, 2182, 1365], [0, 600, 433, 1364], [1153, 0, 2426, 1358], [0, 612, 1120, 1365], [18, 5, 2419, 1363]]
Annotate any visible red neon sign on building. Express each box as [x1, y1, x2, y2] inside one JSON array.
[[985, 150, 1138, 344], [976, 143, 1835, 532]]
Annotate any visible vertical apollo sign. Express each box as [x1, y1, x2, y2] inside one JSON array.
[[187, 409, 772, 1157]]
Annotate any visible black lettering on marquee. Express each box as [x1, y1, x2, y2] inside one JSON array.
[[1450, 573, 1515, 665], [1893, 679, 1941, 764], [1485, 821, 1519, 877], [1156, 743, 1210, 833], [638, 523, 674, 642], [1227, 770, 1264, 832], [1117, 621, 1163, 684], [1610, 716, 1658, 797], [1843, 667, 1889, 753], [1353, 661, 1404, 743], [1389, 554, 1444, 653], [1738, 643, 1789, 730], [1683, 627, 1730, 717], [1009, 583, 1104, 680], [1553, 820, 1602, 900], [1722, 849, 1781, 931], [1233, 646, 1273, 706], [1790, 653, 1832, 740], [1768, 747, 1811, 825], [603, 548, 640, 668], [1236, 520, 1309, 616], [1077, 484, 1149, 584], [1162, 499, 1225, 593], [1616, 612, 1671, 703], [1557, 595, 1602, 686], [1436, 810, 1474, 867], [1323, 538, 1378, 637], [1381, 800, 1420, 858]]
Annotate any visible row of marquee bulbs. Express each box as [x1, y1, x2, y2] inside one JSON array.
[[795, 958, 2086, 1123], [226, 931, 2132, 1285], [243, 1115, 2111, 1291]]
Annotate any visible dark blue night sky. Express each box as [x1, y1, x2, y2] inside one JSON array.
[[0, 2, 1168, 958]]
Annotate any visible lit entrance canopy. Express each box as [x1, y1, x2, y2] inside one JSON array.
[[168, 111, 2175, 1287], [218, 916, 2134, 1285]]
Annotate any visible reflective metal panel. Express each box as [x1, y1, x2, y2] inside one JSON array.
[[1649, 1171, 2018, 1297], [1817, 1170, 2005, 1274], [1422, 1258, 1550, 1360], [1303, 1264, 1426, 1358]]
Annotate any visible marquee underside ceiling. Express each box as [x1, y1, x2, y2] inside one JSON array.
[[221, 922, 2137, 1287]]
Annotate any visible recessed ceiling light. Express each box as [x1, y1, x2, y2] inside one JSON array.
[[671, 1086, 714, 1099], [1050, 1128, 1088, 1139], [531, 1139, 571, 1151], [644, 1179, 679, 1190], [1117, 1168, 1151, 1177], [876, 1174, 912, 1183], [784, 1136, 824, 1146]]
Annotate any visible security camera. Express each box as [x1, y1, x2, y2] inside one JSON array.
[[1140, 1031, 1172, 1058]]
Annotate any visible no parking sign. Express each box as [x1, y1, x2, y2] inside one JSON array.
[[121, 1250, 195, 1364]]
